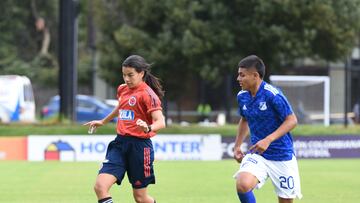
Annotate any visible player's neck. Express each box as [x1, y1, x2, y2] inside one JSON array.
[[249, 80, 262, 97]]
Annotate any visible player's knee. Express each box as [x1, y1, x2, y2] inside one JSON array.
[[133, 193, 146, 203], [237, 183, 252, 193], [236, 179, 253, 193], [236, 172, 258, 193], [93, 181, 108, 195], [133, 191, 153, 203]]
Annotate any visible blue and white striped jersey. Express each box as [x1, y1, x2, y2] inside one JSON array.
[[237, 81, 295, 161]]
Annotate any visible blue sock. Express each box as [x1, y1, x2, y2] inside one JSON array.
[[237, 191, 256, 203]]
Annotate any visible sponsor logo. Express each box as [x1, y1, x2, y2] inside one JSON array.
[[119, 109, 135, 120], [247, 157, 258, 164], [44, 140, 76, 161], [28, 136, 116, 162], [128, 96, 136, 106], [259, 102, 267, 111]]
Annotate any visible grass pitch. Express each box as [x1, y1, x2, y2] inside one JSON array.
[[0, 159, 359, 203]]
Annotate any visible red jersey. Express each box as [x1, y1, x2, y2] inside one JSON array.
[[116, 82, 162, 138]]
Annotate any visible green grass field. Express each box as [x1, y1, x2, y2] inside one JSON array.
[[1, 159, 359, 203]]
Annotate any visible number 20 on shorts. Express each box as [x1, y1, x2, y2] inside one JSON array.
[[279, 176, 294, 189]]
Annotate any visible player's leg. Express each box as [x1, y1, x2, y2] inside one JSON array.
[[128, 138, 156, 203], [132, 187, 156, 203], [236, 171, 258, 192], [236, 172, 258, 203], [94, 173, 117, 202], [267, 155, 302, 203], [95, 138, 127, 203], [234, 154, 269, 203], [278, 197, 293, 203]]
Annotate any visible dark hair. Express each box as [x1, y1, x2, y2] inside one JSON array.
[[122, 55, 164, 98], [238, 55, 265, 79]]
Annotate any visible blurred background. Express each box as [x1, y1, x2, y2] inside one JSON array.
[[1, 1, 360, 203], [1, 0, 360, 126]]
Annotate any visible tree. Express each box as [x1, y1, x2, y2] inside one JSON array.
[[93, 0, 360, 116], [228, 0, 360, 79], [0, 0, 59, 86], [0, 0, 95, 88]]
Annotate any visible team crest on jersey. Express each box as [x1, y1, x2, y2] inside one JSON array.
[[119, 109, 135, 120], [128, 96, 136, 106], [259, 102, 267, 111]]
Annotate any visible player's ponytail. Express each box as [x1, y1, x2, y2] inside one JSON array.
[[122, 55, 164, 98], [143, 71, 164, 98]]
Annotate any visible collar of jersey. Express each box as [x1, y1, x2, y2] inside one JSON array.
[[249, 81, 265, 99], [129, 81, 147, 91]]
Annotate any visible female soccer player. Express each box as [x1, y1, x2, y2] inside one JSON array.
[[84, 55, 165, 203], [233, 55, 302, 203]]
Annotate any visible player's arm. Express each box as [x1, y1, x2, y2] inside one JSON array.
[[83, 104, 120, 127], [149, 110, 166, 131], [233, 117, 249, 163], [249, 113, 297, 154], [265, 113, 297, 142], [101, 104, 120, 124], [136, 110, 165, 133]]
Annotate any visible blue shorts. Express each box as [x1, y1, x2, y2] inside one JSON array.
[[99, 135, 155, 188]]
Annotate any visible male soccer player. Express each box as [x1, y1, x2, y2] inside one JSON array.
[[233, 55, 302, 203]]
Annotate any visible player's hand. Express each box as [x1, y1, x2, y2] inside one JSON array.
[[233, 146, 245, 163], [249, 137, 271, 154], [136, 119, 149, 132], [83, 120, 104, 127], [83, 120, 104, 134]]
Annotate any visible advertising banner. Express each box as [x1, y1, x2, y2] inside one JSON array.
[[28, 134, 222, 161], [221, 137, 249, 159], [221, 135, 360, 159], [28, 135, 114, 161], [294, 135, 360, 158], [0, 137, 27, 160], [152, 134, 222, 160], [28, 134, 360, 161]]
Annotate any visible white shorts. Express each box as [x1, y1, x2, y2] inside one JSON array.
[[233, 153, 302, 199]]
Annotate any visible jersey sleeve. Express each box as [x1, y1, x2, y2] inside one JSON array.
[[116, 84, 126, 99], [271, 93, 293, 119], [143, 89, 162, 114], [237, 91, 245, 117], [237, 97, 244, 117]]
